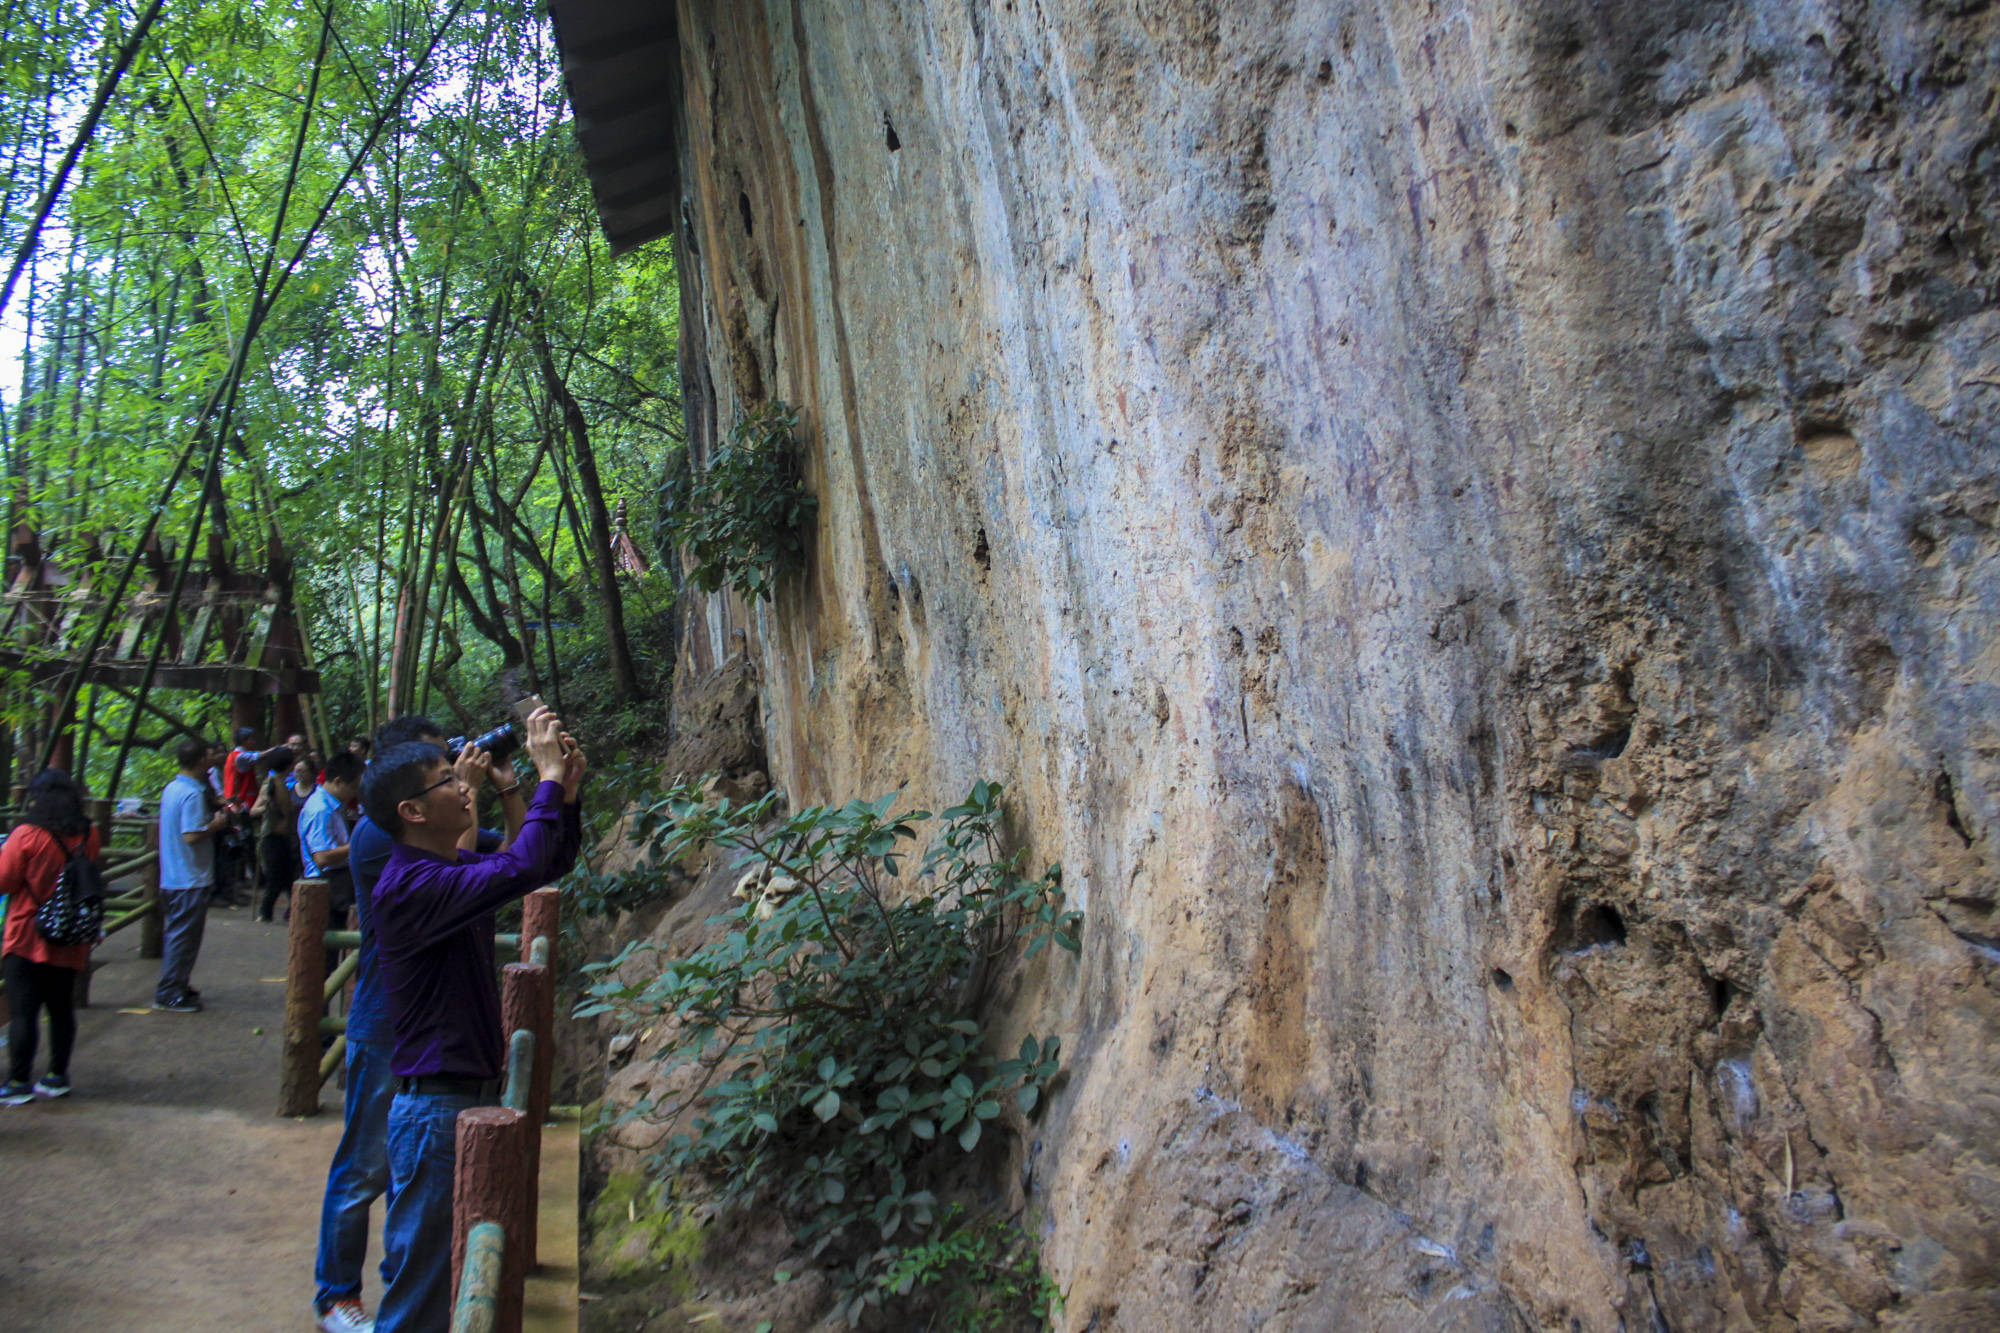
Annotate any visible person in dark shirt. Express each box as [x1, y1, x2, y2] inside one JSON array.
[[309, 716, 528, 1333], [363, 707, 584, 1333]]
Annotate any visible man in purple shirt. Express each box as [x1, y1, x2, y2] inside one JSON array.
[[361, 706, 585, 1332]]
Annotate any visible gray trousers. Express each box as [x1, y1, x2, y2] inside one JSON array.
[[155, 886, 211, 1002]]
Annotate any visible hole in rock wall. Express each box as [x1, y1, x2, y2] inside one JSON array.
[[737, 190, 754, 238], [1582, 903, 1627, 948], [883, 115, 900, 151], [1937, 768, 1975, 847], [1491, 967, 1515, 990], [972, 527, 990, 572], [1592, 723, 1631, 759], [1560, 901, 1628, 954]]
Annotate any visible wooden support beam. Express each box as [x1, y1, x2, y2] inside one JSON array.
[[179, 583, 220, 665], [0, 654, 324, 695]]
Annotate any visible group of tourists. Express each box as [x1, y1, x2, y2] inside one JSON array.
[[152, 729, 368, 1013], [0, 701, 587, 1333]]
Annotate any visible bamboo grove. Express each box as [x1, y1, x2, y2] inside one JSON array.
[[0, 0, 682, 796]]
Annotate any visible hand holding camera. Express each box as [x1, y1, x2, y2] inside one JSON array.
[[522, 706, 567, 786], [453, 741, 495, 791]]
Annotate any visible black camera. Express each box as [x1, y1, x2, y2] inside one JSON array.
[[446, 722, 521, 763]]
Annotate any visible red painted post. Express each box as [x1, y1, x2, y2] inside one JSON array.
[[279, 879, 330, 1116], [501, 961, 551, 1269], [452, 1106, 530, 1333], [519, 886, 558, 964]]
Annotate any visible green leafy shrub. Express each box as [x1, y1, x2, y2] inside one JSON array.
[[868, 1206, 1062, 1330], [658, 400, 815, 602], [578, 779, 1079, 1319], [562, 755, 692, 922]]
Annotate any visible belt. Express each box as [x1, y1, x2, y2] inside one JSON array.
[[398, 1074, 500, 1097]]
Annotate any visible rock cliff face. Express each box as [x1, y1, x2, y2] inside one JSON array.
[[646, 1, 1999, 1327]]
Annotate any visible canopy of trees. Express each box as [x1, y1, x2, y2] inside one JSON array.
[[0, 0, 681, 796]]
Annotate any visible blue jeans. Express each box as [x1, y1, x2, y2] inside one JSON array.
[[377, 1089, 489, 1332], [154, 885, 210, 1002], [313, 1038, 395, 1312]]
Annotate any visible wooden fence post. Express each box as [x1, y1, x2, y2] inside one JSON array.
[[70, 797, 117, 1009], [500, 962, 551, 1270], [452, 1106, 530, 1333], [279, 878, 329, 1116], [519, 886, 558, 965], [139, 818, 163, 959], [86, 797, 113, 848]]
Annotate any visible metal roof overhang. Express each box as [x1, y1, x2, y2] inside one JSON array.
[[545, 0, 682, 254]]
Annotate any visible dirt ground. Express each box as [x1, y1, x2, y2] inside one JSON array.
[[0, 903, 366, 1330], [1, 892, 578, 1333]]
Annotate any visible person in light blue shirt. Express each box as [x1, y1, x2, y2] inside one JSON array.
[[300, 752, 363, 919], [155, 737, 227, 1012]]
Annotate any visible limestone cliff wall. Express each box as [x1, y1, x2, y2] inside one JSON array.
[[653, 2, 1999, 1327]]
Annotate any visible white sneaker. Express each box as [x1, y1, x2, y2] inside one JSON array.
[[316, 1299, 376, 1332]]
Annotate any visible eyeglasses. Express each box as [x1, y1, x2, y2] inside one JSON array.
[[415, 772, 465, 799]]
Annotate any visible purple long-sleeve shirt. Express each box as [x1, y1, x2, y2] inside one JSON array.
[[373, 779, 582, 1079]]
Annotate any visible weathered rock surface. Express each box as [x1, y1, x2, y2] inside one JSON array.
[[633, 1, 2000, 1327]]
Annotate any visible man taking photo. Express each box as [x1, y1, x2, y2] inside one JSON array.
[[309, 716, 525, 1333], [362, 706, 584, 1331]]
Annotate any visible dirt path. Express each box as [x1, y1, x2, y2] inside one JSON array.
[[0, 904, 371, 1331]]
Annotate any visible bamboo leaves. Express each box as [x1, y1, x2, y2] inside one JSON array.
[[0, 0, 682, 787]]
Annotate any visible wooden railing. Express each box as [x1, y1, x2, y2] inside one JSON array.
[[275, 876, 561, 1333], [277, 876, 528, 1110], [448, 886, 560, 1333]]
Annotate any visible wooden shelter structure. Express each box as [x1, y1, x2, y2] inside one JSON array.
[[546, 0, 680, 255], [0, 521, 321, 772]]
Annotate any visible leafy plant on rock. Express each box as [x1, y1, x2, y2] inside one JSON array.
[[658, 399, 815, 602], [870, 1205, 1062, 1331], [578, 778, 1079, 1320]]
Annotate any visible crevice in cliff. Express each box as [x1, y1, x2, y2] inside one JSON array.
[[1934, 767, 1975, 849], [786, 2, 894, 659]]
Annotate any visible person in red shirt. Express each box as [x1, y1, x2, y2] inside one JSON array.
[[0, 768, 103, 1104]]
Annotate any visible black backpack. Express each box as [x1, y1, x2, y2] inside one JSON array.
[[35, 835, 105, 947]]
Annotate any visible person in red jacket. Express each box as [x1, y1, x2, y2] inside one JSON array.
[[0, 768, 103, 1104]]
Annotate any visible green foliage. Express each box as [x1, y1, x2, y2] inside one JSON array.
[[0, 0, 684, 790], [560, 753, 691, 922], [863, 1206, 1062, 1331], [578, 779, 1080, 1309], [658, 401, 815, 602]]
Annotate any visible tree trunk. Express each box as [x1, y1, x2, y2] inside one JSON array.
[[531, 325, 639, 701]]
